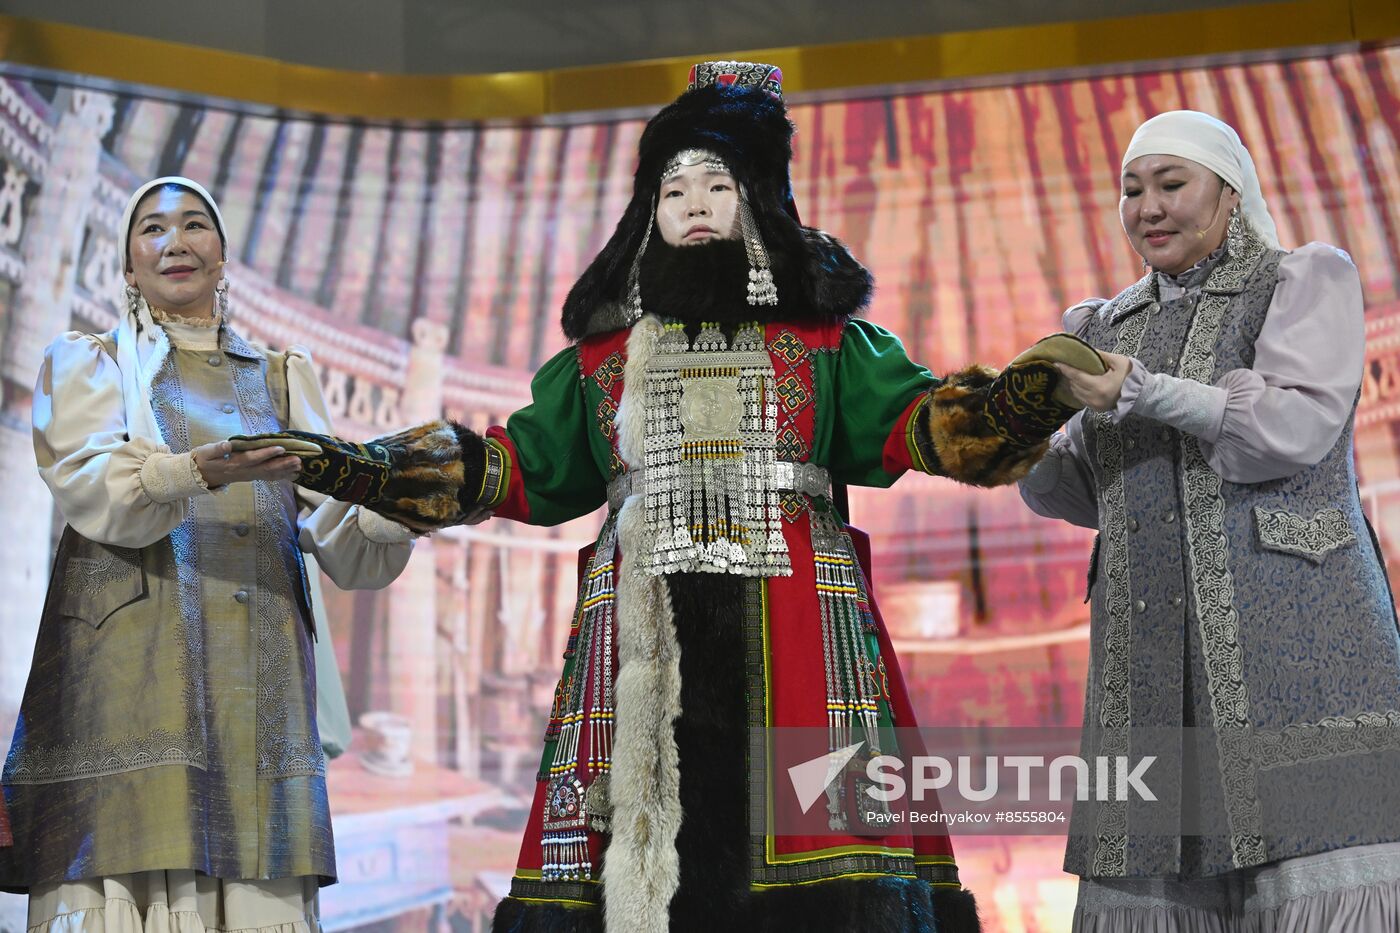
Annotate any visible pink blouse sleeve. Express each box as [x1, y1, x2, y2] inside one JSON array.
[[1016, 298, 1108, 528], [1018, 410, 1099, 528], [1113, 242, 1364, 484]]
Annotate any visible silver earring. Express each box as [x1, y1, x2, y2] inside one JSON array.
[[738, 191, 777, 306], [124, 284, 141, 315], [216, 277, 230, 318], [1226, 206, 1244, 255]]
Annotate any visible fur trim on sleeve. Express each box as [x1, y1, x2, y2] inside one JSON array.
[[918, 366, 1050, 488]]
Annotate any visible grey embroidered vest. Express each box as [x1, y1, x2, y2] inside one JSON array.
[[1064, 235, 1400, 880]]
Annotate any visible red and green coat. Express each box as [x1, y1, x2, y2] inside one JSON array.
[[481, 314, 995, 928]]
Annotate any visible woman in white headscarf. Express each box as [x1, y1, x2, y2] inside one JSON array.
[[1021, 111, 1400, 929], [0, 177, 416, 932]]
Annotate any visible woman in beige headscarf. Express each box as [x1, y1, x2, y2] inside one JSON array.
[[0, 177, 416, 933], [1022, 111, 1400, 929]]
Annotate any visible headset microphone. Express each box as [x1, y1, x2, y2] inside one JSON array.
[[1196, 197, 1225, 240]]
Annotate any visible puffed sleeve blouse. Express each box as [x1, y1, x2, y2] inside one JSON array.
[[32, 318, 413, 588], [1020, 241, 1365, 525]]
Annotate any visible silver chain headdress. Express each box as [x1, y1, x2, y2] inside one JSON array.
[[738, 189, 777, 306], [624, 209, 654, 326], [662, 147, 728, 180]]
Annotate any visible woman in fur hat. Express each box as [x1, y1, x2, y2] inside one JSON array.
[[248, 63, 1098, 933]]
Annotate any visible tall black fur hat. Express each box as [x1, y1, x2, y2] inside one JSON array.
[[561, 62, 871, 339], [636, 62, 798, 226]]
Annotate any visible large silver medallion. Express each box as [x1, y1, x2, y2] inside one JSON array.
[[680, 378, 743, 439]]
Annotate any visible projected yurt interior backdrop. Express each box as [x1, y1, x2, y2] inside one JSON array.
[[1, 42, 1400, 933]]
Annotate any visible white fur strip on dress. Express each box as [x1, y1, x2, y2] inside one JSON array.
[[600, 315, 685, 933], [614, 314, 659, 469]]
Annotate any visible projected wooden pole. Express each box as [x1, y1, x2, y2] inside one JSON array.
[[389, 316, 449, 763], [0, 88, 112, 745]]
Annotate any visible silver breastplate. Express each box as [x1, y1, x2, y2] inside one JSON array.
[[640, 321, 791, 576]]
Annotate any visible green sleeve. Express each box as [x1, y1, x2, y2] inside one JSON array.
[[499, 345, 609, 526], [824, 319, 938, 488]]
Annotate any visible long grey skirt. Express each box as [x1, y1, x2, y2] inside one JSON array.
[[1073, 842, 1400, 932]]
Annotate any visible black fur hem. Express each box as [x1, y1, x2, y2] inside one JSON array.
[[490, 897, 602, 933], [748, 876, 938, 932], [932, 887, 982, 933], [489, 883, 976, 932]]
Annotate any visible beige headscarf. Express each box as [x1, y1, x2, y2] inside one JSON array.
[[1121, 110, 1282, 250], [114, 176, 229, 445]]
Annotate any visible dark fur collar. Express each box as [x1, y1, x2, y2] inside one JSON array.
[[563, 226, 872, 340]]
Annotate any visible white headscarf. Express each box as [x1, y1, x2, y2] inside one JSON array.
[[1121, 110, 1282, 251], [115, 176, 229, 445]]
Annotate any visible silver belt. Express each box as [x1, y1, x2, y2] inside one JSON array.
[[606, 460, 831, 512]]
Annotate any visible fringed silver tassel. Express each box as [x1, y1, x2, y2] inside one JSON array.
[[736, 322, 786, 569], [739, 190, 778, 307], [541, 518, 620, 880], [646, 322, 689, 566]]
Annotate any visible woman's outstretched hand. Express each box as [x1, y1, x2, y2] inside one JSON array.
[[193, 440, 301, 488], [1054, 351, 1133, 412]]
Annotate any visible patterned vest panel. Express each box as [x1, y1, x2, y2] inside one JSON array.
[[1067, 238, 1400, 879]]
